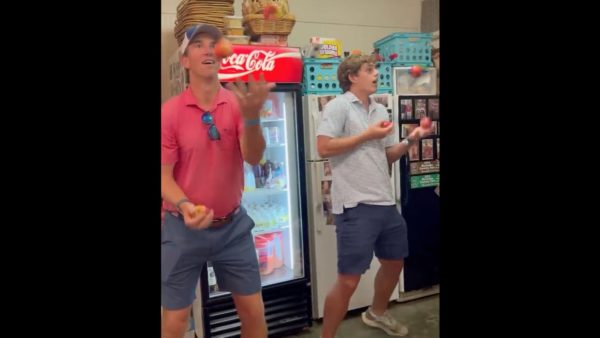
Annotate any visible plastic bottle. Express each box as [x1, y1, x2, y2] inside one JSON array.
[[208, 264, 218, 293], [244, 163, 256, 191]]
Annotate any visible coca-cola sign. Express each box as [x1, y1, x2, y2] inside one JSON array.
[[218, 45, 302, 83]]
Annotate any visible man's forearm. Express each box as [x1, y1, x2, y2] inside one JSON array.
[[385, 142, 411, 164], [318, 134, 367, 158], [241, 124, 266, 165], [161, 173, 190, 210]]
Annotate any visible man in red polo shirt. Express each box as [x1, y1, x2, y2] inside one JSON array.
[[161, 23, 274, 338]]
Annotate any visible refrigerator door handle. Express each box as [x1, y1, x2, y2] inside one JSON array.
[[315, 191, 325, 233], [307, 160, 330, 234], [393, 162, 402, 207], [314, 163, 327, 234]]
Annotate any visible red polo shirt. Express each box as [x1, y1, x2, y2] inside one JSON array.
[[161, 86, 244, 218]]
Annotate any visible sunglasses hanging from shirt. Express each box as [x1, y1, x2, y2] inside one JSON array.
[[202, 111, 221, 140]]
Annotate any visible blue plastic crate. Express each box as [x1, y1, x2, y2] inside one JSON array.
[[376, 62, 393, 93], [374, 32, 433, 66], [302, 58, 342, 94]]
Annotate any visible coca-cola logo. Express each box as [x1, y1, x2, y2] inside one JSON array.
[[218, 46, 302, 82], [221, 50, 276, 72]]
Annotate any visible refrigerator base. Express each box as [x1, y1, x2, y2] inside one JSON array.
[[396, 284, 439, 303], [201, 281, 312, 338]]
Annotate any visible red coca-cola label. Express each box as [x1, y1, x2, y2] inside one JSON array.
[[218, 45, 302, 83]]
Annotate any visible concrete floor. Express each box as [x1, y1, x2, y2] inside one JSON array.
[[284, 294, 439, 338]]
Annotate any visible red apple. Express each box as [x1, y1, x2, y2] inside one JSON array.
[[214, 38, 233, 58], [381, 121, 392, 128], [263, 4, 280, 19], [263, 4, 273, 19], [389, 53, 398, 61], [420, 116, 432, 129], [410, 65, 422, 77]]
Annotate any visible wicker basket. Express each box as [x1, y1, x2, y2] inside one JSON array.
[[243, 0, 290, 16], [244, 13, 295, 36], [174, 0, 233, 46]]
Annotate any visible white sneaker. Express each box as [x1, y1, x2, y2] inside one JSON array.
[[361, 307, 409, 336]]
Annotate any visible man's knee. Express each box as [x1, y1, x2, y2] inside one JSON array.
[[337, 274, 361, 293], [162, 306, 192, 337], [380, 258, 404, 273]]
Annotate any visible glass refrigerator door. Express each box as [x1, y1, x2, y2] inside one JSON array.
[[394, 67, 437, 96], [207, 91, 305, 297]]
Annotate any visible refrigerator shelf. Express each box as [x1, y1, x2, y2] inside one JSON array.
[[261, 265, 296, 287], [208, 290, 230, 298], [243, 188, 288, 197], [208, 266, 296, 299], [266, 143, 286, 148], [252, 224, 290, 235], [262, 118, 285, 123]]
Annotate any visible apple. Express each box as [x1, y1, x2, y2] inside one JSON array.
[[410, 65, 422, 77], [389, 53, 398, 61], [214, 38, 233, 58], [192, 204, 207, 217], [381, 121, 392, 128], [263, 4, 280, 19], [420, 116, 432, 129]]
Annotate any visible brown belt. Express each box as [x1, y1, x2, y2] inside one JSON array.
[[211, 207, 241, 227], [170, 207, 241, 228]]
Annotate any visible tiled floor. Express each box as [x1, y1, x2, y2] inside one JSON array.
[[283, 294, 439, 338]]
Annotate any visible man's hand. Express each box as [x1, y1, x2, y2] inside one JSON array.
[[363, 120, 394, 141], [180, 202, 214, 230], [407, 126, 433, 141], [226, 73, 275, 120]]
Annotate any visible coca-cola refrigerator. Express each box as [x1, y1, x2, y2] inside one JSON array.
[[185, 45, 312, 338]]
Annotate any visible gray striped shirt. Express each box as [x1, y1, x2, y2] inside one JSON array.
[[317, 91, 398, 214]]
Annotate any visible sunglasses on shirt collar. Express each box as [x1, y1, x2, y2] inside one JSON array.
[[201, 111, 220, 140]]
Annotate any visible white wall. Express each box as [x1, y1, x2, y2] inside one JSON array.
[[162, 0, 423, 103]]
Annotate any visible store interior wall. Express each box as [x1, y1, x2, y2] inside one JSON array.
[[161, 0, 425, 103], [420, 0, 439, 33]]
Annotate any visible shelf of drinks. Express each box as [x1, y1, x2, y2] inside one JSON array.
[[252, 223, 289, 236], [243, 188, 288, 197]]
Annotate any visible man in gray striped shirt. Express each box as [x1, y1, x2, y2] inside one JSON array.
[[317, 54, 432, 338]]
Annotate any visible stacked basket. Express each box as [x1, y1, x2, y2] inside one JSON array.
[[174, 0, 234, 47], [241, 0, 295, 38]]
